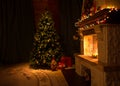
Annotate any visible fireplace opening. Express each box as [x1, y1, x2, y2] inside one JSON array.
[[81, 65, 91, 82], [83, 34, 98, 58]]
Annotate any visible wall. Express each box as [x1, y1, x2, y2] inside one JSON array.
[[32, 0, 60, 32]]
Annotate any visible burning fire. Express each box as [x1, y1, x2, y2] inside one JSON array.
[[83, 34, 98, 57]]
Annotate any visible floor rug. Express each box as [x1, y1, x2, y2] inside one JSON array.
[[0, 63, 68, 86]]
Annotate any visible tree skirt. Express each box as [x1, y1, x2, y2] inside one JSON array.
[[0, 63, 68, 86]]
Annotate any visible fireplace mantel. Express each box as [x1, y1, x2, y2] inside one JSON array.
[[76, 9, 110, 28], [75, 8, 120, 37]]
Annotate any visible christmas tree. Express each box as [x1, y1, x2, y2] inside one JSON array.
[[30, 10, 63, 69]]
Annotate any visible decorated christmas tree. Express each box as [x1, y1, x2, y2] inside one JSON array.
[[30, 10, 63, 69]]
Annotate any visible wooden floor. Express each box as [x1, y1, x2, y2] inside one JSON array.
[[62, 69, 91, 86]]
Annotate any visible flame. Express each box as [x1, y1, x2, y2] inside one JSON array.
[[83, 34, 98, 57]]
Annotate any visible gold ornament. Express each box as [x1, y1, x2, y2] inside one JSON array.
[[51, 57, 57, 71], [43, 59, 46, 64]]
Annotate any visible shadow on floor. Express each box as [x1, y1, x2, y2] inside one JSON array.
[[62, 69, 91, 86]]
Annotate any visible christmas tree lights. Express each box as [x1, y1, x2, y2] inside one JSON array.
[[30, 10, 63, 69]]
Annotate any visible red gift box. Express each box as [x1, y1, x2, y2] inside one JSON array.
[[60, 56, 72, 67]]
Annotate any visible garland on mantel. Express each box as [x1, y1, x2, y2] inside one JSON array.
[[73, 7, 120, 39], [75, 7, 119, 31]]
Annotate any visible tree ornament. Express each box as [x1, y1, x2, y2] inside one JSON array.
[[43, 58, 46, 64], [51, 57, 57, 71]]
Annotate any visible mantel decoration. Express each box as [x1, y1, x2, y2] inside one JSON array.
[[75, 7, 120, 37]]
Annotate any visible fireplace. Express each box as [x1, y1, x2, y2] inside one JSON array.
[[75, 24, 120, 86], [75, 2, 120, 86]]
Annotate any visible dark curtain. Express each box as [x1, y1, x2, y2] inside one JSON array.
[[0, 0, 34, 64], [59, 0, 83, 57]]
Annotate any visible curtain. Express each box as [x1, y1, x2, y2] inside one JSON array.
[[0, 0, 34, 64], [59, 0, 83, 57]]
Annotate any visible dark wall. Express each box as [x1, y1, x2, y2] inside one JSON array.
[[33, 0, 60, 32], [59, 0, 83, 57], [0, 0, 34, 64]]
